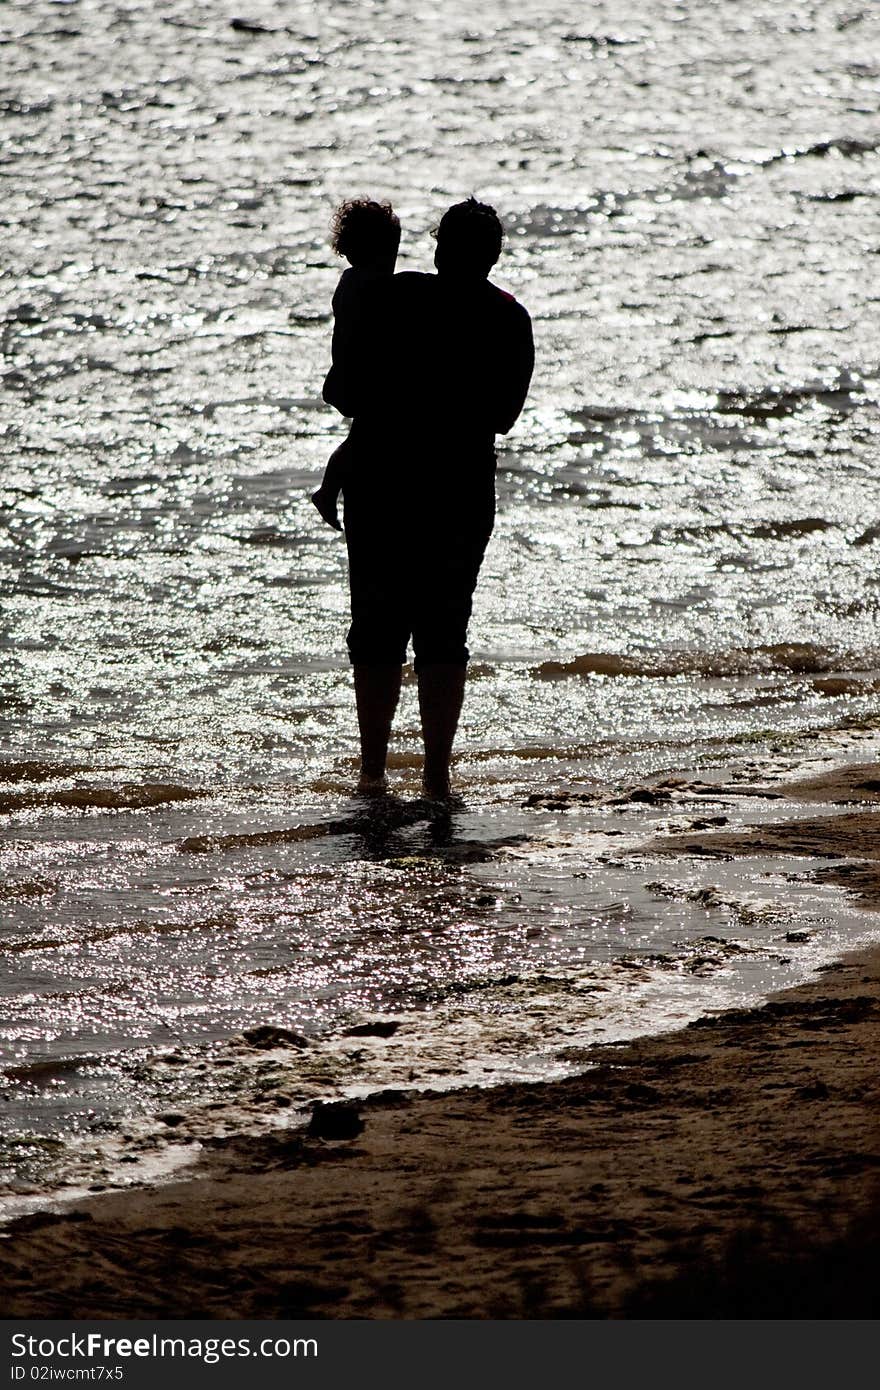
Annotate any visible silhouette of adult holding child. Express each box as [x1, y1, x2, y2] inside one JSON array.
[[317, 197, 534, 801]]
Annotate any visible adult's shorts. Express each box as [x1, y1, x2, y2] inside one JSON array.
[[343, 507, 493, 670]]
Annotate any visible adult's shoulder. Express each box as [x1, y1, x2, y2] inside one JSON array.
[[484, 282, 532, 346], [486, 279, 531, 322], [387, 269, 436, 302]]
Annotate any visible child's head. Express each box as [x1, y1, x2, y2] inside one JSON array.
[[330, 198, 400, 271]]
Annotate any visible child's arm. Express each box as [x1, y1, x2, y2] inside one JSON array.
[[322, 276, 377, 419]]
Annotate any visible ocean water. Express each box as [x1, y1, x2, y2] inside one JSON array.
[[2, 0, 880, 1197]]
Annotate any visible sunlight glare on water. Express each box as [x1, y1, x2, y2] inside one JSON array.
[[2, 0, 880, 1184]]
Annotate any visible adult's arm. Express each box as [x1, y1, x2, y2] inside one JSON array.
[[493, 299, 534, 435]]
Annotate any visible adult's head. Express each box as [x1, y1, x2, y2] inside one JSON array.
[[331, 197, 401, 271], [434, 197, 503, 280]]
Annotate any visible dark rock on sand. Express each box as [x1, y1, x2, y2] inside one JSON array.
[[308, 1101, 364, 1141], [230, 17, 273, 34], [612, 786, 674, 806], [241, 1025, 310, 1050], [343, 1021, 402, 1039]]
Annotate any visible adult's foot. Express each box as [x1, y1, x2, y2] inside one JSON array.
[[417, 663, 466, 803], [421, 774, 451, 802], [419, 782, 464, 812], [353, 663, 402, 792], [355, 772, 388, 796]]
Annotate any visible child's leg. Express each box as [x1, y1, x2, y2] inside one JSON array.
[[311, 437, 353, 531]]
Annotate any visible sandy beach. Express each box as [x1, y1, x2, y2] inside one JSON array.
[[2, 761, 878, 1320]]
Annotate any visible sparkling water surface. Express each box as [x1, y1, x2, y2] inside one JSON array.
[[2, 0, 880, 1183]]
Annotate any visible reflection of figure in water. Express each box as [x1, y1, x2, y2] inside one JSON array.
[[311, 199, 401, 531], [321, 197, 534, 801]]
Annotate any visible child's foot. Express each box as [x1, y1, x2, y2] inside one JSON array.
[[311, 488, 342, 531]]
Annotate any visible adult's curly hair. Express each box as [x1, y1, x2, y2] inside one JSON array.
[[330, 198, 401, 264]]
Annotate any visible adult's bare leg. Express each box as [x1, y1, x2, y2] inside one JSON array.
[[417, 662, 467, 800], [353, 663, 402, 793]]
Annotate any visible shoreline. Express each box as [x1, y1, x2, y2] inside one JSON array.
[[1, 960, 877, 1317], [2, 760, 879, 1318]]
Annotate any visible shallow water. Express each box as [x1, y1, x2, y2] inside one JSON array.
[[2, 0, 880, 1193]]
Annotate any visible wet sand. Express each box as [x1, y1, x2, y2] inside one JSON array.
[[651, 760, 880, 911], [1, 764, 878, 1319]]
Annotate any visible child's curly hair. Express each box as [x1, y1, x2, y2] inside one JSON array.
[[330, 198, 401, 266]]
